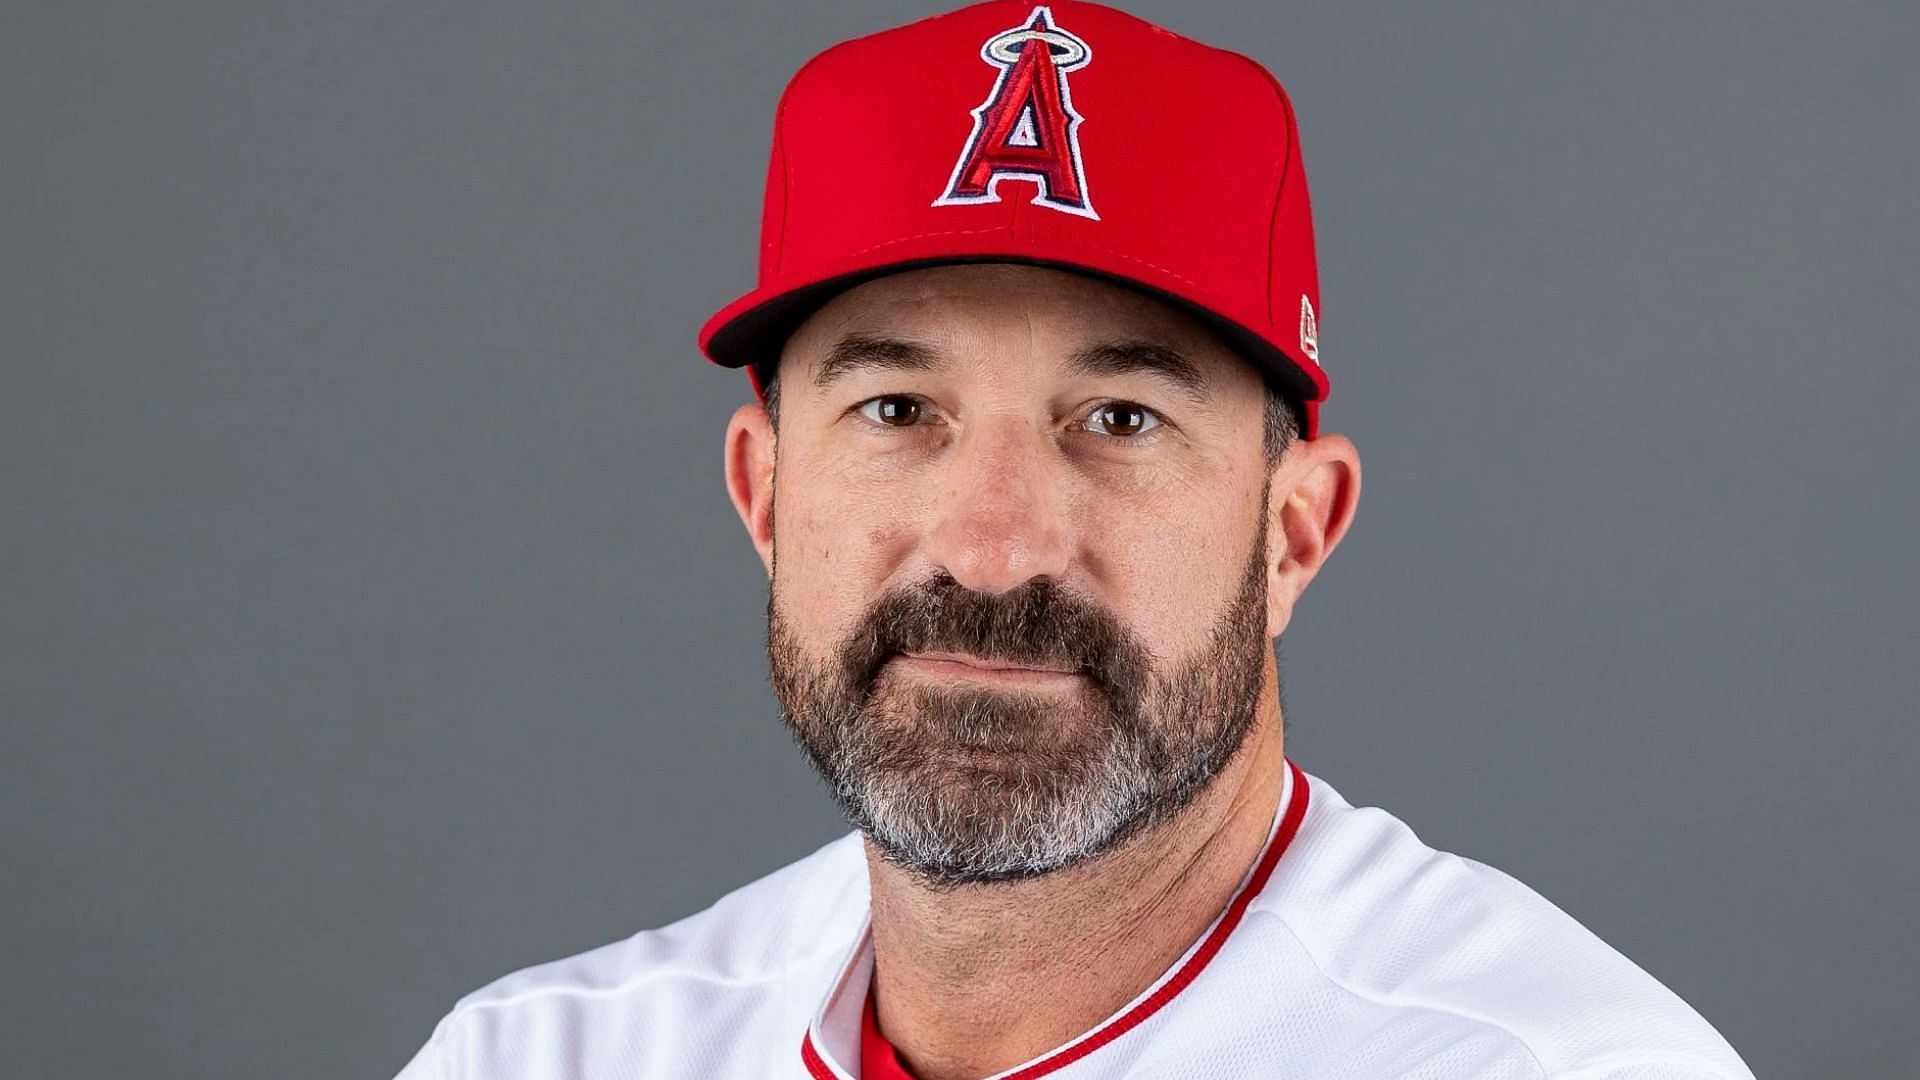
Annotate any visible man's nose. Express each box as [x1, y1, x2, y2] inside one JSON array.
[[924, 419, 1073, 595]]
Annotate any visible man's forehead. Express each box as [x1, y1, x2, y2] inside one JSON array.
[[814, 335, 1214, 407], [782, 263, 1256, 397]]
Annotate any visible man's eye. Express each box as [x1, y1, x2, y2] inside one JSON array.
[[857, 395, 924, 427], [1083, 401, 1161, 438]]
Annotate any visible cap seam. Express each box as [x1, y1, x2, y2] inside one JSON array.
[[774, 127, 791, 281], [770, 41, 864, 280], [1226, 50, 1298, 329]]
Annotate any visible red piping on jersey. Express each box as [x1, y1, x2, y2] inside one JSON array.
[[801, 757, 1312, 1080], [801, 1029, 835, 1078]]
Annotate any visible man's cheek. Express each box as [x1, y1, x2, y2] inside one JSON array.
[[780, 494, 851, 571], [776, 501, 883, 636], [793, 489, 922, 576]]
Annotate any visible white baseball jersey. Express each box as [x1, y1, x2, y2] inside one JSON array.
[[395, 759, 1754, 1079]]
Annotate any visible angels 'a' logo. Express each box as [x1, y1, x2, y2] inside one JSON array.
[[934, 6, 1097, 220]]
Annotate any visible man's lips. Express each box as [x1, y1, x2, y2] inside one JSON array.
[[889, 651, 1084, 686]]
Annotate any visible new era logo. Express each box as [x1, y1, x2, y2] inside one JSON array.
[[1299, 295, 1320, 367]]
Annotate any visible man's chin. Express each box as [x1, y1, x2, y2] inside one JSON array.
[[843, 757, 1155, 887], [860, 817, 1122, 888], [868, 750, 1097, 802]]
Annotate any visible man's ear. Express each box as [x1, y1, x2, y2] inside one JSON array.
[[724, 402, 777, 578], [1265, 433, 1363, 639]]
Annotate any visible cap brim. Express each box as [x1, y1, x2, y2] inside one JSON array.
[[699, 254, 1325, 437]]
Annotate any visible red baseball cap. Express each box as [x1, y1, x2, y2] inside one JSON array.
[[697, 0, 1330, 439]]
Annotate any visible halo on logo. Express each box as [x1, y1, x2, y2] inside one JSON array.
[[985, 26, 1089, 68]]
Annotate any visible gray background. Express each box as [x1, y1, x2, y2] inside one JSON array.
[[4, 1, 1915, 1076]]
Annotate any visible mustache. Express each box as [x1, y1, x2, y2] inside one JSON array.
[[838, 572, 1152, 701]]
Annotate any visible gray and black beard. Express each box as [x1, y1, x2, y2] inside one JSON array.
[[766, 498, 1273, 888]]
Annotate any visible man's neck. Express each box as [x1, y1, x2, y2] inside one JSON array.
[[861, 704, 1287, 1080]]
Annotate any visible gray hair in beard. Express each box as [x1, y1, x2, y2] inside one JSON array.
[[766, 498, 1272, 888]]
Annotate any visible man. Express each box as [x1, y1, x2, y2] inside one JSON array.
[[397, 2, 1753, 1077]]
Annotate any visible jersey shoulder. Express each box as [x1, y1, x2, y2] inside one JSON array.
[[1253, 768, 1754, 1080], [395, 829, 868, 1079]]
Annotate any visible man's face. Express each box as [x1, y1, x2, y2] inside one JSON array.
[[759, 264, 1281, 886]]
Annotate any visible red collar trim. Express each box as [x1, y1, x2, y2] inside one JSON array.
[[801, 1029, 836, 1078], [860, 991, 920, 1080], [801, 757, 1311, 1079]]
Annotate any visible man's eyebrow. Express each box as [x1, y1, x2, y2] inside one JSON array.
[[1067, 341, 1211, 405], [812, 335, 943, 390]]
